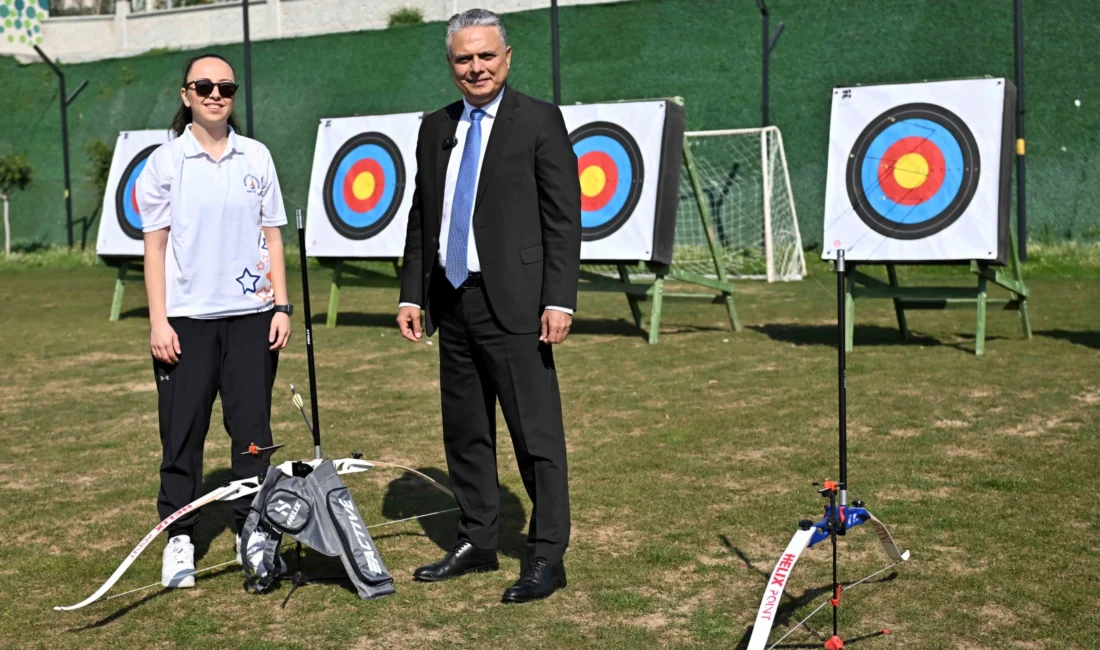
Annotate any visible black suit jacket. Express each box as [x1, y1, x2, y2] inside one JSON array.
[[399, 85, 582, 336]]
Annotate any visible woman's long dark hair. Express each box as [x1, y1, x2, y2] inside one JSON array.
[[170, 53, 243, 138]]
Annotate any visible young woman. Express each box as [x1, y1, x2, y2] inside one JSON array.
[[136, 53, 292, 588]]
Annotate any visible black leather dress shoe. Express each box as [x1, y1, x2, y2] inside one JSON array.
[[501, 558, 566, 604], [413, 542, 498, 582]]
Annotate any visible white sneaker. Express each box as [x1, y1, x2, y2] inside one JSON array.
[[236, 531, 287, 577], [161, 535, 196, 588]]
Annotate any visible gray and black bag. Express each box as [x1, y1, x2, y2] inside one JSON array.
[[239, 459, 396, 600]]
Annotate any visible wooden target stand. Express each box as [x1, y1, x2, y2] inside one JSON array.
[[574, 134, 741, 344], [321, 258, 401, 328], [322, 137, 741, 342], [104, 256, 144, 321], [842, 231, 1032, 356]]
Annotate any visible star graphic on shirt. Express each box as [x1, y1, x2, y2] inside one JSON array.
[[256, 261, 266, 271], [236, 268, 260, 294]]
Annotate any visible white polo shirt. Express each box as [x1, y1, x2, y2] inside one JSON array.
[[136, 124, 287, 319]]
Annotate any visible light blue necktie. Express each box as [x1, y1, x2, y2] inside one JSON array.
[[445, 108, 486, 289]]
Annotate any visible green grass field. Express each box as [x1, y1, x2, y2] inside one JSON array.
[[1, 248, 1098, 648]]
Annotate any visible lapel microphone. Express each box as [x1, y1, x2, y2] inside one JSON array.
[[443, 136, 458, 150]]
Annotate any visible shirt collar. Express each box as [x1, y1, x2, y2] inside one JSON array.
[[181, 123, 243, 159], [462, 87, 504, 122]]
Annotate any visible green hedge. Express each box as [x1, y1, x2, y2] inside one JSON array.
[[2, 0, 1097, 250]]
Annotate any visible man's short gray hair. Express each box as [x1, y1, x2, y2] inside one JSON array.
[[446, 8, 508, 57]]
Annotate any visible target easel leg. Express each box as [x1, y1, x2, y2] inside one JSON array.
[[886, 265, 909, 340], [109, 261, 128, 322], [326, 260, 343, 328], [617, 264, 645, 329], [975, 275, 988, 356], [647, 273, 665, 344]]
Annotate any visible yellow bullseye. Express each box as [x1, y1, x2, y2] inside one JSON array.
[[353, 172, 376, 200], [893, 153, 929, 189], [580, 165, 607, 198]]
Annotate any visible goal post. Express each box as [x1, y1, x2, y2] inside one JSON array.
[[674, 126, 806, 282], [572, 103, 805, 343]]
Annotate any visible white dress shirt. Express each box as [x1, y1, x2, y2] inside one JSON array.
[[401, 90, 572, 315], [137, 124, 287, 319]]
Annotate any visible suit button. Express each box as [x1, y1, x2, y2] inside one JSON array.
[[432, 236, 439, 244], [424, 272, 430, 279]]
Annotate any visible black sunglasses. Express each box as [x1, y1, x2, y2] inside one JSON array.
[[186, 79, 239, 99]]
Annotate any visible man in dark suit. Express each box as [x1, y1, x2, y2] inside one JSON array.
[[396, 8, 581, 604]]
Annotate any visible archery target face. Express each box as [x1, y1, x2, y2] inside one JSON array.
[[822, 78, 1011, 262], [116, 145, 159, 240], [306, 113, 422, 257], [96, 130, 170, 258], [846, 103, 980, 239], [570, 122, 645, 241], [323, 132, 405, 240], [560, 101, 669, 261]]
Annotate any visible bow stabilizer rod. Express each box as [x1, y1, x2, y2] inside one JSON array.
[[296, 209, 323, 460]]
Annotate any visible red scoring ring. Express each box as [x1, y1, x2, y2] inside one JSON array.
[[876, 136, 946, 205], [130, 183, 140, 215], [342, 158, 385, 213], [577, 151, 619, 212]]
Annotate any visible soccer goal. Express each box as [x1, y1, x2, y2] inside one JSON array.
[[675, 127, 806, 282], [575, 117, 806, 344]]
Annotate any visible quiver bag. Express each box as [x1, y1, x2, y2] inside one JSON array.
[[239, 459, 395, 600]]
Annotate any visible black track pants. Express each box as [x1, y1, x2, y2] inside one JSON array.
[[152, 310, 278, 538]]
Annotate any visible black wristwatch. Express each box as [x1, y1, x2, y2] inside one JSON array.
[[274, 304, 294, 315]]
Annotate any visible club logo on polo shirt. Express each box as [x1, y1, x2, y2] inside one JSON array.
[[243, 174, 260, 194]]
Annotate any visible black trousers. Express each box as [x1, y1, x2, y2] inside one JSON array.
[[433, 273, 571, 564], [152, 310, 278, 538]]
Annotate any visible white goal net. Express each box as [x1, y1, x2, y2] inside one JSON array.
[[674, 127, 806, 281]]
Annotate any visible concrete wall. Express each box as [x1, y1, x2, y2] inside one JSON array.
[[0, 0, 626, 64]]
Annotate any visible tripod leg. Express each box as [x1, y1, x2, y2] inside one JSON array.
[[280, 578, 302, 609]]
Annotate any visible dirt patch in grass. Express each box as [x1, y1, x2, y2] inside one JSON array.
[[930, 545, 989, 577], [353, 626, 449, 648], [943, 445, 993, 460], [889, 428, 923, 438], [1072, 389, 1100, 405], [52, 351, 147, 369], [1000, 415, 1070, 438], [978, 603, 1019, 631], [573, 514, 642, 557]]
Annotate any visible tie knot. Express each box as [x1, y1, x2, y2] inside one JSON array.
[[470, 108, 486, 123]]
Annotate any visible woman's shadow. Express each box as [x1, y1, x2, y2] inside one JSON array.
[[377, 467, 529, 562]]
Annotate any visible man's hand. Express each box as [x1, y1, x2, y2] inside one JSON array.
[[151, 320, 181, 364], [540, 309, 572, 344], [268, 312, 291, 351], [397, 306, 424, 343]]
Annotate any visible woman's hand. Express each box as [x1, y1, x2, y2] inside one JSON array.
[[269, 312, 291, 351], [151, 320, 181, 364]]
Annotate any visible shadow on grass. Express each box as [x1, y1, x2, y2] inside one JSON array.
[[1035, 329, 1100, 350], [379, 466, 529, 563], [749, 323, 945, 349], [117, 306, 150, 320], [73, 566, 240, 631], [720, 535, 898, 649], [312, 312, 394, 328], [315, 311, 729, 344], [571, 317, 730, 340]]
